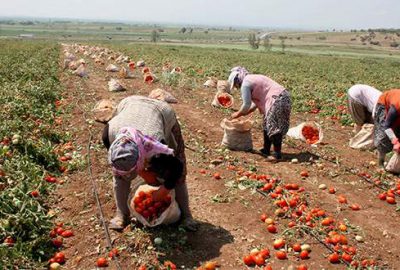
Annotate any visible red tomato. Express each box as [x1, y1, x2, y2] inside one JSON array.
[[54, 252, 65, 264], [108, 248, 119, 258], [342, 253, 352, 263], [267, 224, 277, 233], [350, 204, 361, 211], [138, 265, 147, 270], [386, 197, 396, 204], [293, 243, 302, 252], [164, 261, 177, 270], [49, 229, 57, 238], [300, 171, 309, 177], [321, 217, 334, 226], [288, 221, 296, 228], [52, 237, 63, 248], [328, 187, 336, 194], [275, 251, 287, 260], [254, 255, 265, 266], [328, 253, 340, 264], [213, 172, 221, 180], [300, 250, 309, 260], [30, 190, 39, 197], [378, 193, 386, 200], [61, 230, 74, 238], [4, 236, 15, 247], [263, 265, 273, 270], [55, 227, 65, 235], [337, 195, 347, 204], [243, 255, 254, 266], [273, 238, 285, 249], [260, 213, 268, 222], [259, 249, 270, 259], [96, 257, 108, 267]]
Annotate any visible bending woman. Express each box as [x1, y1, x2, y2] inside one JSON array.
[[228, 66, 291, 160], [374, 89, 400, 166], [102, 95, 197, 231]]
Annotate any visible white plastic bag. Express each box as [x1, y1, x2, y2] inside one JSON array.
[[136, 60, 145, 67], [130, 185, 181, 227], [349, 124, 374, 150], [106, 64, 119, 72], [92, 99, 116, 123], [220, 118, 253, 151], [72, 64, 88, 77], [149, 88, 178, 103], [203, 78, 217, 88], [108, 79, 125, 92], [212, 92, 234, 108], [287, 122, 323, 145], [386, 153, 400, 174]]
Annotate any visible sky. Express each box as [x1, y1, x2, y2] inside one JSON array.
[[1, 0, 400, 30]]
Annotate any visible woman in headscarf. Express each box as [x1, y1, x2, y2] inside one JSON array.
[[102, 95, 197, 231], [347, 84, 382, 133], [228, 67, 291, 160], [374, 89, 400, 166]]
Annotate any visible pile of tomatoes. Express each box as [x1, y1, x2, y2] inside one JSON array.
[[49, 222, 74, 249], [301, 125, 320, 144], [243, 248, 271, 267], [217, 93, 233, 108], [133, 190, 171, 221]]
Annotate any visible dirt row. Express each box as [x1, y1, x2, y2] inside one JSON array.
[[54, 44, 399, 269]]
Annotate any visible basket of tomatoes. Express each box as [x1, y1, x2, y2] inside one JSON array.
[[130, 185, 181, 227]]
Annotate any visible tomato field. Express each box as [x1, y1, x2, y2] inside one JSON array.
[[1, 39, 400, 269]]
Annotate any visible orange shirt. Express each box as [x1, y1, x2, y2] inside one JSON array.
[[378, 89, 400, 128]]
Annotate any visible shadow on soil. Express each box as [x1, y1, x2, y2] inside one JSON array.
[[148, 220, 234, 268]]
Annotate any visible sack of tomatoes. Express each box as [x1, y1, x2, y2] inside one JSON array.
[[287, 121, 323, 145], [212, 92, 234, 108], [130, 185, 181, 227]]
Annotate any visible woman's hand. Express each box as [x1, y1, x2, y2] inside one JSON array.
[[231, 111, 242, 119], [152, 185, 170, 202], [138, 169, 158, 185]]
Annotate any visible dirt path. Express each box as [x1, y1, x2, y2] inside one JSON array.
[[54, 44, 400, 270]]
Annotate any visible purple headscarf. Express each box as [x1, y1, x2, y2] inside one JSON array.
[[227, 66, 249, 91]]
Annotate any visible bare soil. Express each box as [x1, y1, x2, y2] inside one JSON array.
[[54, 45, 400, 270]]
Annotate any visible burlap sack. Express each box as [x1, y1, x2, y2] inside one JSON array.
[[149, 88, 178, 103], [349, 124, 374, 150], [220, 118, 253, 151], [92, 99, 116, 123]]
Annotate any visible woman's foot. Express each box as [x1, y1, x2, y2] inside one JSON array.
[[109, 213, 130, 231], [259, 148, 270, 157], [181, 216, 199, 232]]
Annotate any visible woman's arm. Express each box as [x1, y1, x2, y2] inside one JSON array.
[[102, 123, 111, 150], [232, 83, 253, 119]]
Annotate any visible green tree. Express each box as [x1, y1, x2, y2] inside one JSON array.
[[248, 33, 260, 49], [150, 30, 160, 43], [280, 38, 286, 53], [263, 36, 272, 51]]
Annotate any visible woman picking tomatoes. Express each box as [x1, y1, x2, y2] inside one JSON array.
[[228, 66, 291, 161], [102, 95, 197, 231], [347, 84, 382, 133], [374, 89, 400, 166]]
